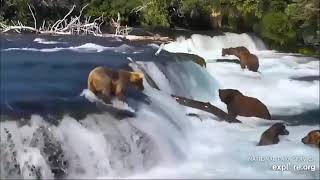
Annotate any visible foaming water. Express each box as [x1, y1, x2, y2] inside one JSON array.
[[1, 85, 192, 179], [34, 38, 66, 45], [1, 33, 319, 179], [2, 43, 141, 54], [164, 33, 266, 59], [130, 60, 219, 101]]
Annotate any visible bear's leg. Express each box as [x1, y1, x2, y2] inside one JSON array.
[[227, 106, 238, 118], [240, 60, 246, 69], [115, 84, 126, 102], [101, 88, 112, 104]]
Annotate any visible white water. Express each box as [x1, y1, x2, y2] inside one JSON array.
[[2, 42, 142, 54], [1, 33, 319, 179], [34, 38, 66, 45]]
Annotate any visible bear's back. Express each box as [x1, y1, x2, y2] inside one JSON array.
[[233, 95, 270, 119]]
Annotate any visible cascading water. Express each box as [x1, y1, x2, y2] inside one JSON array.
[[1, 32, 319, 179]]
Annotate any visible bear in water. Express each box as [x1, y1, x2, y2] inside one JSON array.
[[257, 123, 289, 146], [222, 46, 259, 72], [218, 89, 271, 120], [302, 130, 320, 148], [238, 51, 259, 72], [87, 66, 144, 102]]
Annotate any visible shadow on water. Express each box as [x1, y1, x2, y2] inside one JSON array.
[[272, 109, 320, 126], [290, 76, 320, 82]]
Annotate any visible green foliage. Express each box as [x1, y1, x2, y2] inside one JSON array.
[[84, 0, 140, 21], [181, 0, 217, 15], [286, 0, 319, 26], [298, 47, 318, 56], [228, 0, 263, 18], [139, 0, 171, 27], [261, 12, 296, 45], [0, 0, 31, 24]]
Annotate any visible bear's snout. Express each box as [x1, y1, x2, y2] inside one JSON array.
[[301, 137, 308, 144], [282, 129, 289, 135]]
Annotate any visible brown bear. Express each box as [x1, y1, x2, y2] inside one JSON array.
[[222, 46, 250, 58], [87, 66, 144, 102], [222, 46, 259, 72], [218, 89, 271, 120], [257, 123, 289, 146], [238, 51, 259, 72], [302, 130, 320, 148]]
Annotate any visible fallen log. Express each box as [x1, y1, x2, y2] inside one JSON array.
[[118, 35, 173, 44], [172, 95, 242, 123], [127, 57, 160, 90]]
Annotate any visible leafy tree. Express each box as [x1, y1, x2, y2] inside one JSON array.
[[260, 12, 296, 45], [227, 0, 263, 18], [286, 0, 319, 46], [0, 0, 30, 24], [139, 0, 172, 27], [84, 0, 140, 22]]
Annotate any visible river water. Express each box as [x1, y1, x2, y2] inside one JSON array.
[[0, 33, 319, 179]]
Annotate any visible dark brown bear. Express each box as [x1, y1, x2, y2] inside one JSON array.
[[302, 130, 320, 148], [87, 66, 144, 102], [257, 123, 289, 146], [218, 89, 271, 120], [238, 51, 259, 72]]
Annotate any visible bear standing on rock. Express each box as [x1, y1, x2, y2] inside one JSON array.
[[87, 66, 144, 103], [222, 46, 259, 72], [218, 89, 271, 120]]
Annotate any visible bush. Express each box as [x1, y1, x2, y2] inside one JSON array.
[[260, 12, 296, 46], [141, 0, 171, 27]]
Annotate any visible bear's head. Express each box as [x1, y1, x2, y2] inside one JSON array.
[[302, 130, 320, 147], [271, 123, 289, 136], [222, 48, 230, 56], [130, 72, 144, 91], [219, 89, 242, 105]]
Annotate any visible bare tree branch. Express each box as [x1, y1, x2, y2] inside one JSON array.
[[1, 4, 103, 36], [27, 4, 37, 30]]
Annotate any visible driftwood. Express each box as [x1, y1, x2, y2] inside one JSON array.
[[110, 12, 132, 36], [0, 4, 104, 36], [119, 35, 173, 44], [172, 95, 242, 123]]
